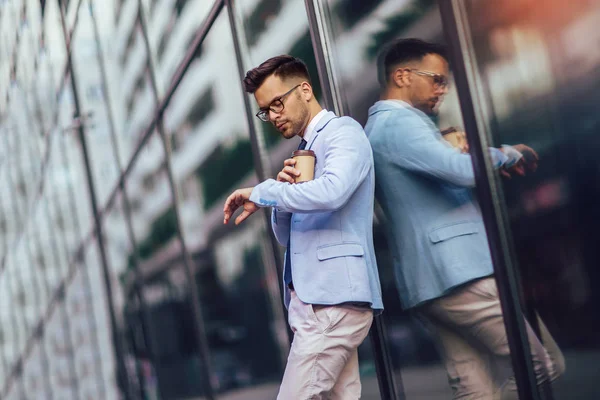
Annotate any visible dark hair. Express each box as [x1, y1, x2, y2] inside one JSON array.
[[377, 38, 447, 87], [243, 55, 311, 93]]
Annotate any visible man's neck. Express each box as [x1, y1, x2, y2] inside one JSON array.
[[381, 89, 412, 106], [299, 104, 324, 138], [299, 105, 323, 141]]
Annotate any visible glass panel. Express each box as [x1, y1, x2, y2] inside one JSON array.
[[319, 1, 451, 398], [66, 257, 107, 399], [120, 69, 157, 164], [234, 0, 324, 154], [102, 192, 146, 399], [71, 3, 122, 207], [124, 133, 196, 399], [84, 239, 122, 399], [161, 9, 287, 399], [42, 0, 69, 92], [21, 344, 49, 399], [462, 1, 600, 398], [151, 0, 213, 97], [44, 293, 77, 400]]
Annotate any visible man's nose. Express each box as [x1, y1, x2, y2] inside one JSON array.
[[269, 109, 280, 122]]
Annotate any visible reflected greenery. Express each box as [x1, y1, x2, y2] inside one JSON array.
[[196, 139, 254, 210], [333, 0, 384, 30], [244, 0, 283, 48], [366, 0, 437, 59], [128, 206, 178, 268]]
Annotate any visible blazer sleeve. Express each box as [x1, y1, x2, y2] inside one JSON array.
[[249, 122, 372, 213], [382, 114, 508, 187], [271, 209, 291, 246]]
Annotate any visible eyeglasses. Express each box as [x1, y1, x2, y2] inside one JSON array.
[[256, 84, 301, 122], [409, 69, 449, 90]]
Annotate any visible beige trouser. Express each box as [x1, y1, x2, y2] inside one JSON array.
[[419, 277, 565, 400], [277, 290, 374, 400]]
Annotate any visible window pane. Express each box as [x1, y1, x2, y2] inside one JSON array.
[[84, 240, 122, 399], [64, 0, 80, 32], [235, 0, 324, 155], [42, 0, 69, 92], [151, 0, 212, 97], [463, 1, 600, 398], [71, 4, 122, 207], [319, 1, 451, 398], [162, 8, 287, 399]]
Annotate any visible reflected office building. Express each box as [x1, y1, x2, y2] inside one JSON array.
[[0, 0, 599, 399]]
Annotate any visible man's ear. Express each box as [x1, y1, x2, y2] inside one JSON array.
[[392, 68, 411, 88], [300, 81, 313, 102]]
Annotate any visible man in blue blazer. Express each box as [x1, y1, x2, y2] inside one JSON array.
[[365, 39, 564, 399], [223, 55, 383, 399]]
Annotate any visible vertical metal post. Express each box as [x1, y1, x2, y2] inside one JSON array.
[[225, 0, 292, 366], [137, 2, 217, 399], [437, 1, 541, 399], [303, 1, 400, 399], [56, 1, 133, 398]]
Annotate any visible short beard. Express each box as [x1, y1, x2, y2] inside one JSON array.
[[290, 103, 311, 138]]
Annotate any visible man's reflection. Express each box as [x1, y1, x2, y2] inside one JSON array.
[[365, 38, 564, 399]]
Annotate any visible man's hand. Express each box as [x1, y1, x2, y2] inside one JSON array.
[[500, 162, 526, 179], [449, 131, 469, 153], [500, 144, 539, 179], [511, 144, 539, 172], [276, 158, 301, 184], [223, 187, 259, 225]]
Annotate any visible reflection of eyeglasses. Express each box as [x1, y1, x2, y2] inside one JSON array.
[[256, 84, 301, 122], [408, 69, 449, 90]]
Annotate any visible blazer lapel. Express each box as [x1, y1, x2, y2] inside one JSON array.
[[307, 111, 338, 150]]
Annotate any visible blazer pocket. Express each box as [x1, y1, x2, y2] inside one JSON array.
[[317, 242, 365, 260], [428, 222, 479, 243]]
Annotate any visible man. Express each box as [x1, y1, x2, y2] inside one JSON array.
[[365, 39, 564, 399], [222, 55, 383, 400]]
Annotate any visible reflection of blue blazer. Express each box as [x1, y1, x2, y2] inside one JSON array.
[[250, 111, 383, 311], [365, 100, 509, 309]]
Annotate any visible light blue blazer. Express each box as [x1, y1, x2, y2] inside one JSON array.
[[365, 100, 509, 309], [250, 111, 383, 311]]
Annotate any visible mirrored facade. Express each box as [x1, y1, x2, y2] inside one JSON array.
[[0, 0, 598, 399]]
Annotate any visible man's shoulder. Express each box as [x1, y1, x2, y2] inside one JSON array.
[[323, 114, 363, 132], [369, 105, 425, 125], [368, 105, 434, 139]]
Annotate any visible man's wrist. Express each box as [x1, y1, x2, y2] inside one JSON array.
[[501, 145, 523, 168]]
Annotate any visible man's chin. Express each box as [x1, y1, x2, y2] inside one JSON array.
[[416, 105, 437, 116], [281, 129, 297, 139]]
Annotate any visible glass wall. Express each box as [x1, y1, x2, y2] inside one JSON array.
[[461, 1, 600, 398], [1, 0, 598, 399]]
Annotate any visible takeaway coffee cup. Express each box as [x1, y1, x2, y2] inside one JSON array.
[[292, 150, 316, 183]]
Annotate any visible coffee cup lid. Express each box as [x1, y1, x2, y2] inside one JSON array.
[[292, 150, 316, 157]]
